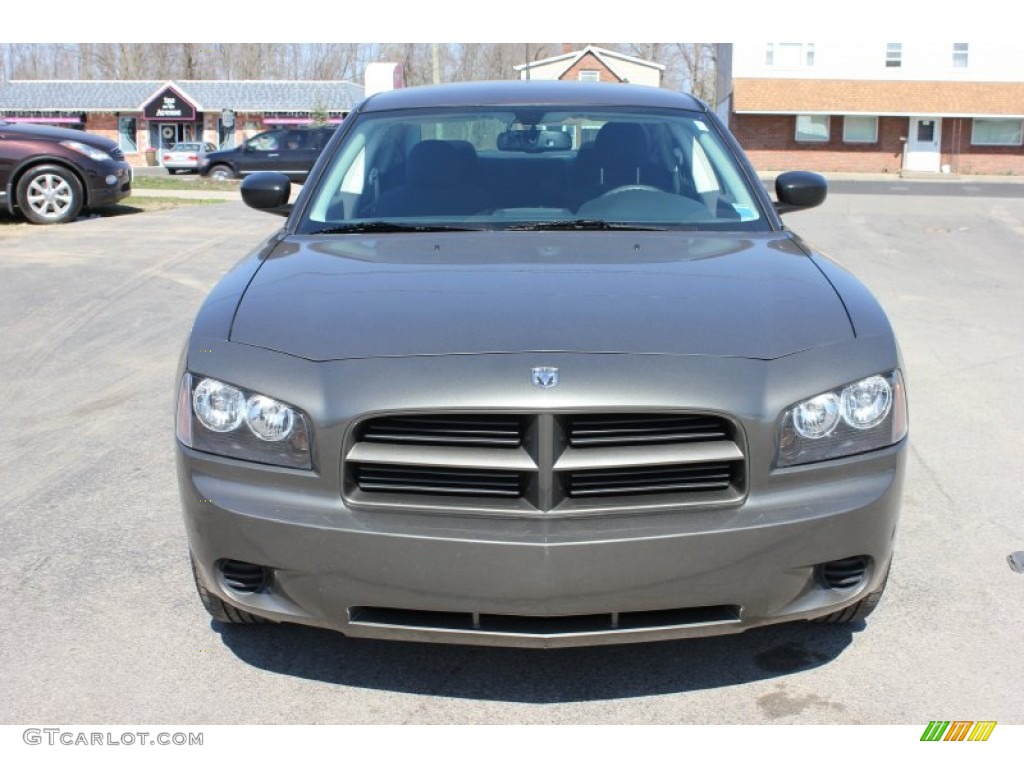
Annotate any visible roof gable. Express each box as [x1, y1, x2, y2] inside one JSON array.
[[515, 45, 666, 79]]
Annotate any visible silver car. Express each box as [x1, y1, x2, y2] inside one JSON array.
[[162, 141, 216, 174], [176, 81, 908, 648]]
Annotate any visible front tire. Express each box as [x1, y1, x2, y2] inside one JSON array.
[[16, 165, 83, 224], [190, 554, 268, 625], [207, 164, 236, 181]]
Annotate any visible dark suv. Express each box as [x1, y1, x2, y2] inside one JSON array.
[[201, 126, 335, 183], [0, 121, 132, 224]]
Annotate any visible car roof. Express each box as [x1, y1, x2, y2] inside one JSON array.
[[360, 80, 707, 113]]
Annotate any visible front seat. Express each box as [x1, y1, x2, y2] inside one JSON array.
[[375, 140, 492, 217], [566, 122, 669, 211]]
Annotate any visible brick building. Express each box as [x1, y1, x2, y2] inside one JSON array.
[[515, 46, 664, 87], [716, 43, 1024, 175], [0, 79, 364, 167]]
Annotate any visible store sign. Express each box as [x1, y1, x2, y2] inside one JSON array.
[[143, 87, 196, 121]]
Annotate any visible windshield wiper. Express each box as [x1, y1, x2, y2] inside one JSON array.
[[503, 219, 668, 231], [310, 221, 480, 234]]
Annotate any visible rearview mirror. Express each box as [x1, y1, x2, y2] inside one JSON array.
[[497, 129, 572, 153]]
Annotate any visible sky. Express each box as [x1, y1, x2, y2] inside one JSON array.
[[2, 1, 1015, 45]]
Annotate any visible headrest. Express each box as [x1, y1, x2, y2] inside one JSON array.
[[408, 140, 460, 187], [592, 122, 649, 168], [446, 140, 478, 176]]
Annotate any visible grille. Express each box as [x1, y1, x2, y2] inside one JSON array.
[[362, 415, 523, 448], [567, 462, 734, 498], [349, 605, 741, 634], [346, 412, 745, 514], [569, 414, 728, 447], [354, 464, 524, 497]]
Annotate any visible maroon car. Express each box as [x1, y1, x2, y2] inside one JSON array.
[[0, 121, 132, 224]]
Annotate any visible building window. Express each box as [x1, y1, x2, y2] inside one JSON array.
[[795, 115, 830, 142], [971, 118, 1023, 146], [118, 116, 137, 152], [843, 116, 879, 143], [953, 43, 969, 68], [886, 44, 902, 68], [578, 70, 600, 82], [766, 43, 814, 67]]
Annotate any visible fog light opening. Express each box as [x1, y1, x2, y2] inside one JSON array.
[[218, 559, 270, 593], [817, 556, 869, 590]]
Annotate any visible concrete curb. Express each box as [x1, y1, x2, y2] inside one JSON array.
[[758, 170, 1024, 184]]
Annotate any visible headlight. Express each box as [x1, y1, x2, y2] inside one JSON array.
[[60, 140, 112, 162], [778, 370, 907, 467], [176, 374, 312, 469]]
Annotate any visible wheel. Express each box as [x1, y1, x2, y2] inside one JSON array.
[[207, 164, 235, 181], [814, 561, 890, 625], [190, 554, 268, 625], [16, 165, 83, 224]]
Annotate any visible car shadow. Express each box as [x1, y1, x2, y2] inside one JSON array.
[[214, 619, 859, 703], [81, 205, 146, 219]]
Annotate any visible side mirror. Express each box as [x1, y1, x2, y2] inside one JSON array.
[[241, 172, 292, 217], [774, 171, 827, 214]]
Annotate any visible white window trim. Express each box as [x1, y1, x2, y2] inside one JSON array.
[[885, 43, 902, 68], [953, 43, 969, 68], [766, 42, 815, 68], [795, 115, 830, 143], [843, 116, 879, 144], [578, 70, 601, 82], [971, 118, 1023, 147]]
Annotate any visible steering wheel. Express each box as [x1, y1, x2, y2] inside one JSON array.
[[597, 184, 664, 197]]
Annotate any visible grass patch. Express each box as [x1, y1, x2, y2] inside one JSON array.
[[0, 196, 227, 228], [131, 176, 239, 192], [100, 197, 229, 215]]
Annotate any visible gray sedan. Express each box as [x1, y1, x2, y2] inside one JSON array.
[[162, 141, 216, 174], [175, 81, 907, 648]]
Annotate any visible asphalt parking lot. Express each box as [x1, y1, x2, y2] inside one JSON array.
[[0, 186, 1022, 725]]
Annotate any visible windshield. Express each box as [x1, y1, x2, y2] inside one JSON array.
[[298, 106, 768, 234]]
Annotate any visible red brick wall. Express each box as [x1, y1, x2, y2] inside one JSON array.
[[942, 117, 1024, 175], [732, 113, 1024, 175]]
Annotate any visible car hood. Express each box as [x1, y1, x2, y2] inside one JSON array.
[[229, 231, 854, 361]]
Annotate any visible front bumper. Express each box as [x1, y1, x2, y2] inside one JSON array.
[[177, 345, 906, 648], [181, 445, 902, 648], [84, 160, 132, 208]]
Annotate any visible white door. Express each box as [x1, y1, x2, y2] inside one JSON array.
[[904, 117, 942, 172]]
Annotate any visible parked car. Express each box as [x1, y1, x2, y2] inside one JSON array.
[[0, 120, 132, 224], [177, 81, 908, 648], [199, 126, 336, 183], [162, 141, 216, 174]]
